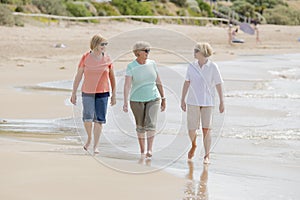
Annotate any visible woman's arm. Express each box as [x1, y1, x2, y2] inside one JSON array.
[[156, 75, 166, 112], [109, 68, 116, 106], [70, 67, 84, 105], [123, 76, 132, 112], [181, 81, 190, 112], [216, 84, 224, 113]]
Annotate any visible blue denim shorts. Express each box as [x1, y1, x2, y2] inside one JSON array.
[[82, 92, 109, 123]]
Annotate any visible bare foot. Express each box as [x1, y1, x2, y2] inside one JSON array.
[[146, 151, 152, 159], [203, 155, 210, 164], [83, 142, 90, 151], [188, 145, 197, 159], [93, 148, 100, 155], [203, 157, 210, 164]]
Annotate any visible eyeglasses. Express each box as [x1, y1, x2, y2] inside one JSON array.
[[140, 49, 150, 53], [194, 49, 200, 53], [100, 42, 108, 46]]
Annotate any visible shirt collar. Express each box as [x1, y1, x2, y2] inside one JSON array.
[[194, 59, 210, 69]]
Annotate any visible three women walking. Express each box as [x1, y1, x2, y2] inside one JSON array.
[[71, 36, 224, 164]]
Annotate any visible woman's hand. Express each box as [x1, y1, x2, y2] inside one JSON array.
[[110, 94, 116, 106], [181, 100, 186, 112], [123, 103, 128, 113], [70, 93, 77, 105], [219, 102, 224, 113], [161, 99, 166, 112]]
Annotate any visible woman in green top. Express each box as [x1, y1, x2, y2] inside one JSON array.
[[123, 41, 166, 159]]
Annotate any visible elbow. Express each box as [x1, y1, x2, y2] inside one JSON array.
[[184, 81, 190, 88]]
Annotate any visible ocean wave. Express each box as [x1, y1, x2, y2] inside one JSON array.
[[0, 118, 76, 134], [225, 90, 300, 99], [222, 128, 300, 140], [269, 68, 300, 80]]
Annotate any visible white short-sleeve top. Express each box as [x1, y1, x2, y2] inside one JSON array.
[[185, 60, 223, 106]]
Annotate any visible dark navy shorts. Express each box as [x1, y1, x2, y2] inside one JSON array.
[[82, 92, 109, 123]]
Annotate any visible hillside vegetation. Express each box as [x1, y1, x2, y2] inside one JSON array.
[[0, 0, 299, 26]]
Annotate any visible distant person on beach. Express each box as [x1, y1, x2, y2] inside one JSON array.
[[70, 34, 116, 155], [181, 42, 224, 164], [254, 22, 261, 44], [228, 24, 233, 45], [231, 27, 244, 43], [123, 41, 166, 159]]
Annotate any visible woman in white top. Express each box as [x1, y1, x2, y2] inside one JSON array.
[[181, 42, 224, 164]]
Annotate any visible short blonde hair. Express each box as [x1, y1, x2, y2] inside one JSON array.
[[90, 34, 107, 50], [132, 41, 151, 57], [194, 42, 213, 57]]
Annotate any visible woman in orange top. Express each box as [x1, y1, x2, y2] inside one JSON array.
[[70, 34, 116, 155]]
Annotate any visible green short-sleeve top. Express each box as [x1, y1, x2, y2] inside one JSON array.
[[126, 59, 160, 102]]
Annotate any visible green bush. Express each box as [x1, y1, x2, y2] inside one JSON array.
[[32, 0, 67, 15], [14, 15, 24, 26], [15, 4, 40, 13], [264, 5, 300, 25], [154, 2, 174, 16], [0, 4, 24, 26], [112, 0, 155, 23], [112, 0, 133, 15], [195, 0, 213, 17], [0, 4, 14, 26], [66, 2, 92, 17], [176, 8, 187, 16], [187, 7, 200, 17], [0, 0, 24, 5], [254, 11, 266, 24], [91, 2, 120, 16], [112, 0, 153, 16], [231, 0, 255, 18], [15, 5, 23, 12], [217, 4, 240, 21], [170, 0, 187, 7], [230, 0, 286, 15]]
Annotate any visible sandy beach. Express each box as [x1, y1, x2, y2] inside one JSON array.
[[0, 20, 300, 199]]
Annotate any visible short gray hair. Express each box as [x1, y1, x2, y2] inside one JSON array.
[[133, 41, 151, 57]]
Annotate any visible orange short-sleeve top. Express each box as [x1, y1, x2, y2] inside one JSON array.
[[78, 52, 113, 94]]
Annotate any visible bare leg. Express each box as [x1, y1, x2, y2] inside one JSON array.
[[146, 130, 155, 158], [93, 122, 102, 154], [202, 128, 211, 160], [137, 132, 146, 155], [83, 121, 92, 150], [188, 129, 197, 159]]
